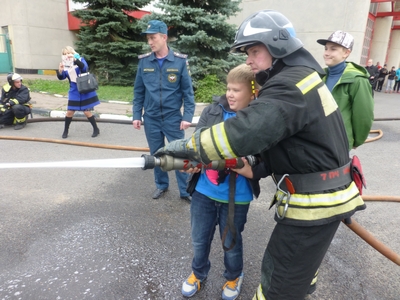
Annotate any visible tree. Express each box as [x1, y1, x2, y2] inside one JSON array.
[[72, 0, 151, 86], [142, 0, 245, 85]]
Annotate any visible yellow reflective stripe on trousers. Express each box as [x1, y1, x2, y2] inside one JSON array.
[[296, 71, 321, 94], [14, 116, 27, 123], [253, 284, 266, 300], [310, 270, 318, 285], [200, 122, 235, 161], [276, 182, 364, 221]]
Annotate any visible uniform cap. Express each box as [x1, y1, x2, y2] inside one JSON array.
[[141, 20, 168, 35], [317, 30, 354, 50]]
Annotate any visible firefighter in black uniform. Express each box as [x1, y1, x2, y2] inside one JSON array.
[[0, 73, 31, 130], [154, 10, 366, 300]]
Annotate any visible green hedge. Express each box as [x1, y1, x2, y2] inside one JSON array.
[[194, 74, 226, 103]]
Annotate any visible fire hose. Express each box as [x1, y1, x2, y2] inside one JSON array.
[[344, 219, 400, 266], [0, 118, 399, 266]]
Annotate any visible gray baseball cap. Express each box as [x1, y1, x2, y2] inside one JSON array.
[[141, 20, 168, 35], [317, 30, 354, 50]]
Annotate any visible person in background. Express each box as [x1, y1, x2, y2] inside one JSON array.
[[132, 20, 195, 202], [376, 63, 388, 92], [385, 66, 396, 93], [0, 73, 31, 130], [365, 58, 379, 92], [57, 46, 100, 139], [181, 64, 260, 300], [317, 30, 374, 150], [393, 66, 400, 93], [154, 10, 366, 300]]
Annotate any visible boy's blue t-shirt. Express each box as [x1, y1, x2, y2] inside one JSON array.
[[195, 105, 253, 204]]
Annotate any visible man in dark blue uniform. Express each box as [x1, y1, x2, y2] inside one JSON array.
[[133, 20, 195, 201]]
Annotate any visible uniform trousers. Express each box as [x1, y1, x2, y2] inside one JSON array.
[[0, 104, 31, 125], [143, 114, 190, 197], [260, 220, 341, 299]]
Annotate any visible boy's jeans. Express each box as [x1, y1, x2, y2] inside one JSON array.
[[190, 190, 249, 281]]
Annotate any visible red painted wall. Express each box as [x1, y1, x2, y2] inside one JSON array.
[[66, 0, 151, 31]]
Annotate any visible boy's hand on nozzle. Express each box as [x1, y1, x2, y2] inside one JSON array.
[[183, 166, 202, 174], [232, 157, 254, 179]]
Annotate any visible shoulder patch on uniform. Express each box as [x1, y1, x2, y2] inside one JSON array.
[[138, 52, 152, 59], [173, 52, 188, 59]]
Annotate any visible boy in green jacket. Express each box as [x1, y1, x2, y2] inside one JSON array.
[[317, 31, 374, 150]]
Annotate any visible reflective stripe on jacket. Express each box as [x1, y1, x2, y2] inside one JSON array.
[[1, 83, 31, 106]]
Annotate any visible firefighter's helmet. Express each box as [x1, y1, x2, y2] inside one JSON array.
[[231, 10, 303, 58], [7, 73, 23, 86]]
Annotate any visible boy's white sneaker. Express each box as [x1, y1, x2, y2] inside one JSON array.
[[182, 272, 202, 297], [222, 272, 244, 300]]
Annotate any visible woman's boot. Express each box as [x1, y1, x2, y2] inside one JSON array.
[[88, 115, 100, 137], [62, 116, 72, 138]]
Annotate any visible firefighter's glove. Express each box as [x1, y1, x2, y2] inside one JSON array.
[[154, 129, 209, 163], [9, 99, 18, 106]]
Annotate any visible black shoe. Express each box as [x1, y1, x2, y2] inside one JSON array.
[[92, 128, 100, 138], [180, 196, 192, 202], [0, 124, 5, 129], [14, 121, 27, 130], [152, 188, 167, 199], [62, 130, 68, 139]]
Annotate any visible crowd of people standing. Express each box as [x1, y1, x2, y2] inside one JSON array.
[[366, 59, 400, 94]]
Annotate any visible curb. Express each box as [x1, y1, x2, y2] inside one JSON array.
[[31, 90, 206, 123], [32, 108, 128, 120], [32, 108, 201, 124], [36, 91, 132, 105]]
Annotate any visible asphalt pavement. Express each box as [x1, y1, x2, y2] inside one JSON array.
[[0, 76, 400, 299]]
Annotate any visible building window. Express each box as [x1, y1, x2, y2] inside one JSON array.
[[369, 3, 378, 15], [361, 16, 374, 66]]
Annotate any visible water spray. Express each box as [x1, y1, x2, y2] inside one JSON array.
[[0, 155, 252, 171]]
